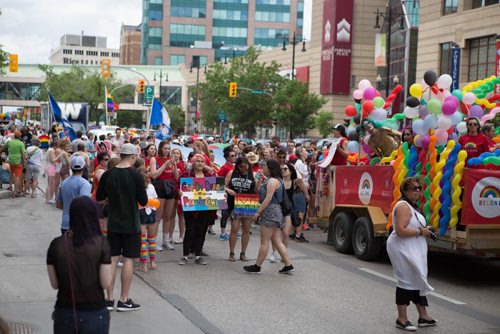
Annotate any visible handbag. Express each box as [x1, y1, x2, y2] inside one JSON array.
[[152, 179, 175, 198], [290, 208, 301, 227], [280, 182, 293, 216]]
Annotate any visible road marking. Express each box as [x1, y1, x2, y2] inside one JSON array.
[[358, 267, 466, 305]]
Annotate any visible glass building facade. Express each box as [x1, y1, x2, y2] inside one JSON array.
[[141, 0, 304, 65]]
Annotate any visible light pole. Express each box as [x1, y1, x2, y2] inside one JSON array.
[[189, 63, 206, 132], [154, 70, 168, 104], [376, 74, 383, 91], [374, 2, 405, 97], [279, 32, 306, 80], [224, 49, 238, 64]]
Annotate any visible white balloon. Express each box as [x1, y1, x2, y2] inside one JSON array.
[[462, 92, 476, 105], [358, 79, 372, 91], [404, 106, 419, 119], [450, 111, 463, 125], [456, 121, 467, 134], [437, 116, 452, 130], [421, 91, 440, 102], [437, 74, 453, 89], [370, 108, 387, 121]]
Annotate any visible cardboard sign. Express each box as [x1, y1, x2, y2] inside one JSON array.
[[233, 194, 260, 217], [180, 177, 228, 211]]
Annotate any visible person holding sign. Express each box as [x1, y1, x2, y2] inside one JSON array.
[[178, 154, 216, 266], [244, 159, 295, 274], [225, 156, 260, 262]]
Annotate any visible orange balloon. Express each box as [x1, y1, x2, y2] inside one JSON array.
[[148, 198, 160, 209]]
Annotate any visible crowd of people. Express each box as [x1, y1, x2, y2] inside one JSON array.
[[1, 116, 497, 333]]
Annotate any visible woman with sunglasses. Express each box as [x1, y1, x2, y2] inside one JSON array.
[[386, 177, 436, 331], [226, 156, 259, 262], [458, 117, 490, 163], [217, 147, 236, 241]]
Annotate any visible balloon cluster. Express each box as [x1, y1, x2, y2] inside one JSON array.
[[0, 113, 12, 120], [467, 150, 500, 169]]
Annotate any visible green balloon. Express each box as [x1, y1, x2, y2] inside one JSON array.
[[427, 99, 442, 114], [483, 156, 500, 166], [373, 96, 385, 108], [452, 90, 463, 101]]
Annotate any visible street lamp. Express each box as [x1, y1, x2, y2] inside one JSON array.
[[279, 32, 306, 80], [224, 48, 238, 65], [189, 62, 206, 132], [374, 2, 405, 97], [153, 70, 168, 103], [376, 74, 382, 91], [393, 74, 399, 87]]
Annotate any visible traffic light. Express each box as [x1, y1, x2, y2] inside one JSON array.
[[229, 82, 237, 98], [137, 79, 145, 94], [101, 58, 111, 77], [9, 54, 18, 72]]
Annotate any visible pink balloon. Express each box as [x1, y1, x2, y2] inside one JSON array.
[[362, 143, 374, 155], [420, 135, 430, 148], [469, 105, 483, 118], [441, 101, 457, 116], [363, 87, 378, 101], [480, 107, 500, 125], [444, 95, 459, 108], [434, 129, 448, 143], [353, 89, 363, 100]]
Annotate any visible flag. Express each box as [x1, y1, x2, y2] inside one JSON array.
[[48, 93, 76, 140], [105, 87, 115, 113], [151, 99, 171, 140]]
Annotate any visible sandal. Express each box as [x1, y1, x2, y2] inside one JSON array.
[[150, 263, 159, 270], [11, 194, 18, 198], [240, 252, 248, 262], [229, 252, 235, 262], [137, 264, 148, 272]]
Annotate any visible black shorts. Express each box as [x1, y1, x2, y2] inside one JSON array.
[[139, 208, 156, 225], [107, 232, 141, 258], [396, 287, 429, 306]]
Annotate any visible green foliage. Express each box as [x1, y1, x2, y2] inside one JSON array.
[[315, 111, 334, 138], [0, 45, 9, 76], [166, 104, 185, 134], [117, 110, 144, 128]]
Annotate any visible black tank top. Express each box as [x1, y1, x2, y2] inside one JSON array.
[[228, 170, 256, 211]]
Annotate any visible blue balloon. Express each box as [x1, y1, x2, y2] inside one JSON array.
[[424, 114, 438, 129], [450, 111, 463, 125], [412, 119, 427, 136], [347, 141, 360, 153]]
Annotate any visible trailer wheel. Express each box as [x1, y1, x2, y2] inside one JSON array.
[[331, 212, 354, 253], [352, 217, 382, 261]]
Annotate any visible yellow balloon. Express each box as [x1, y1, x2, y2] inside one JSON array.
[[409, 83, 423, 98]]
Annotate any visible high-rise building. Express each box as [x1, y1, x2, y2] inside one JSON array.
[[50, 34, 120, 66], [120, 24, 142, 65], [141, 0, 304, 67]]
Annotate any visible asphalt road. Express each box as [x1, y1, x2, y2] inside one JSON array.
[[0, 176, 499, 334]]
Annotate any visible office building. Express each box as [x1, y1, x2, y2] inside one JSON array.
[[50, 34, 120, 66], [141, 0, 305, 67], [120, 24, 142, 65]]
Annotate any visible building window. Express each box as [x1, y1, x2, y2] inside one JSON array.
[[214, 0, 248, 3], [150, 0, 163, 3], [443, 0, 459, 14], [75, 50, 84, 55], [213, 27, 247, 38], [472, 0, 500, 8], [149, 27, 162, 37], [100, 51, 109, 57], [255, 11, 291, 22], [154, 57, 163, 65], [150, 10, 163, 20], [170, 54, 186, 65], [170, 24, 206, 36], [63, 49, 72, 55], [199, 56, 208, 66], [111, 52, 120, 58], [440, 42, 453, 74], [213, 9, 248, 20], [468, 35, 497, 82], [254, 28, 289, 39], [171, 7, 206, 18], [256, 0, 290, 4]]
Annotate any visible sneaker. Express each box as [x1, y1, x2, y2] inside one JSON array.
[[243, 264, 261, 274], [396, 319, 417, 331], [268, 252, 277, 263], [200, 251, 209, 256], [417, 318, 437, 327], [296, 234, 309, 243], [116, 298, 141, 312], [207, 228, 216, 235], [288, 233, 296, 240], [178, 257, 188, 265], [165, 240, 174, 250], [156, 245, 163, 252], [219, 233, 229, 241], [195, 256, 207, 265], [279, 265, 295, 274], [174, 238, 183, 244], [187, 253, 194, 259], [302, 223, 309, 231], [106, 299, 114, 311]]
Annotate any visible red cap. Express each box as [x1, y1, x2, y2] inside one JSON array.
[[288, 154, 298, 163]]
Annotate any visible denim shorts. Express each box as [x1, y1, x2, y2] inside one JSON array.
[[139, 208, 156, 225], [53, 307, 110, 334]]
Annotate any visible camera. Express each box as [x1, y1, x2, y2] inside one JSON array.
[[428, 228, 439, 241]]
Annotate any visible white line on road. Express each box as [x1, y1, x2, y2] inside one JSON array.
[[358, 267, 466, 305]]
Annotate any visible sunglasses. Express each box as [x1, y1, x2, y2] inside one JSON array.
[[409, 186, 422, 192], [282, 167, 289, 171], [468, 123, 479, 127], [278, 156, 286, 159], [229, 154, 236, 157], [104, 158, 109, 161]]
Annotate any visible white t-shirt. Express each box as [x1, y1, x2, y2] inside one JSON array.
[[294, 159, 309, 184], [145, 183, 158, 214], [27, 146, 43, 167]]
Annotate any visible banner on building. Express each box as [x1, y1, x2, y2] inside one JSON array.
[[450, 47, 461, 91], [320, 0, 354, 95], [233, 194, 260, 217], [180, 177, 228, 211], [461, 169, 500, 225], [496, 40, 500, 94], [375, 33, 386, 67], [334, 166, 394, 214]]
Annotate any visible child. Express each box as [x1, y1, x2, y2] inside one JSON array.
[[138, 168, 159, 271]]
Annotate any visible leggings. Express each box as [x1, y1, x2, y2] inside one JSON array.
[[183, 211, 210, 256]]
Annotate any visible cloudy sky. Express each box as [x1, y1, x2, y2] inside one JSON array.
[[0, 0, 311, 64]]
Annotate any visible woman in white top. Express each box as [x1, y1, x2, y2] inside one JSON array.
[[45, 140, 61, 203], [26, 138, 43, 198], [386, 177, 437, 331]]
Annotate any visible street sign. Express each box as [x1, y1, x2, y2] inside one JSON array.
[[145, 86, 154, 104], [218, 111, 228, 122]]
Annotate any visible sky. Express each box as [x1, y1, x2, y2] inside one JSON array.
[[0, 0, 312, 65]]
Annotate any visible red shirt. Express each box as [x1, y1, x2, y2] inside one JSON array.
[[218, 162, 234, 177], [458, 133, 490, 162], [331, 137, 348, 165], [156, 156, 182, 182]]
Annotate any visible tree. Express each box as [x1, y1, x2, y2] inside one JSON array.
[[274, 80, 327, 139], [166, 104, 185, 135], [0, 45, 9, 76], [315, 111, 334, 138], [117, 110, 143, 128], [38, 65, 128, 125]]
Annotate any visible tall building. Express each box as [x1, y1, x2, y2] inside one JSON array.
[[120, 24, 142, 65], [141, 0, 305, 67], [50, 34, 120, 66]]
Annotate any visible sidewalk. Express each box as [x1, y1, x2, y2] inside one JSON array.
[[0, 176, 203, 334]]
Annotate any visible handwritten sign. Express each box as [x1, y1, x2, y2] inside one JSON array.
[[234, 194, 260, 217], [180, 177, 228, 211]]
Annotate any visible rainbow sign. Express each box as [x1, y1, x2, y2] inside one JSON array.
[[180, 177, 227, 211], [234, 194, 260, 217], [39, 135, 50, 149]]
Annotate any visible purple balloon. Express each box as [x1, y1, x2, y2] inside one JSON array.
[[442, 101, 457, 116], [421, 135, 430, 148], [418, 105, 429, 119], [445, 95, 459, 108], [363, 87, 378, 101], [469, 105, 483, 118]]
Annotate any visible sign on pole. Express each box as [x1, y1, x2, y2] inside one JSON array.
[[145, 86, 154, 104]]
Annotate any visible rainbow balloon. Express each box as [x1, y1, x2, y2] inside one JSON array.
[[449, 150, 467, 227], [438, 142, 459, 235]]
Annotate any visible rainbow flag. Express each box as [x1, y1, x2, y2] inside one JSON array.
[[233, 194, 260, 217], [105, 87, 115, 113], [39, 134, 50, 149]]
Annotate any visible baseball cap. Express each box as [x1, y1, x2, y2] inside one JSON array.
[[120, 143, 137, 155], [332, 124, 345, 132], [70, 155, 85, 170]]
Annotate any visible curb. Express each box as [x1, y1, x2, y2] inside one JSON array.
[[0, 189, 13, 199]]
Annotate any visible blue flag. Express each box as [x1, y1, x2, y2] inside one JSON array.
[[150, 98, 163, 126], [48, 93, 76, 141], [151, 98, 171, 140]]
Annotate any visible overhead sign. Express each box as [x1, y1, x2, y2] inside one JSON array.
[[145, 86, 154, 104]]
